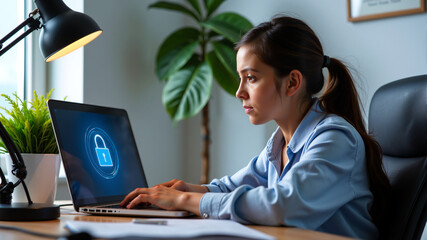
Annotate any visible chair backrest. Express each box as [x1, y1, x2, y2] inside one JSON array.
[[368, 75, 427, 240]]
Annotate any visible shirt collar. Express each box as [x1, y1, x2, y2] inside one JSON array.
[[287, 100, 326, 153], [266, 100, 326, 160]]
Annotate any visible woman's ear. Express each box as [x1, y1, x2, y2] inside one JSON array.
[[285, 69, 303, 96]]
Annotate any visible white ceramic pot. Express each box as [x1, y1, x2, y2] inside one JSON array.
[[4, 154, 60, 205]]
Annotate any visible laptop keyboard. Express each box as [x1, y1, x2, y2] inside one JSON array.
[[102, 203, 157, 209]]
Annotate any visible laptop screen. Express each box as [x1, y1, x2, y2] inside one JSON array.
[[48, 100, 148, 208]]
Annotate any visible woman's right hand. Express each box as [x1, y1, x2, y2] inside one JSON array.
[[155, 179, 209, 193]]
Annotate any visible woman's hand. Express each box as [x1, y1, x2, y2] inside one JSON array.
[[120, 185, 183, 210], [154, 179, 210, 193], [120, 185, 203, 216]]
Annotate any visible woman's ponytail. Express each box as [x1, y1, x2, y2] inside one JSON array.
[[319, 58, 364, 131], [320, 58, 391, 232]]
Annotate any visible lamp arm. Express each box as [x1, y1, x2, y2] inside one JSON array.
[[0, 166, 7, 187], [0, 10, 41, 203], [0, 121, 32, 204], [0, 10, 41, 57], [0, 123, 24, 173]]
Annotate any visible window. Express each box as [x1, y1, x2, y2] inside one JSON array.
[[0, 1, 26, 106], [0, 1, 27, 181]]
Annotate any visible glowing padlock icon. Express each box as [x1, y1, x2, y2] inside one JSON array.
[[94, 134, 113, 167]]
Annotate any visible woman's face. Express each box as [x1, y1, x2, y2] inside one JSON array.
[[236, 46, 287, 125]]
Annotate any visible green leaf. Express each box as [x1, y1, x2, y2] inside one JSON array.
[[149, 1, 200, 21], [156, 28, 200, 80], [211, 40, 236, 77], [186, 0, 201, 16], [206, 30, 220, 40], [0, 90, 58, 154], [206, 51, 238, 95], [203, 0, 225, 17], [157, 28, 200, 60], [201, 12, 253, 43], [162, 61, 213, 122], [157, 41, 199, 81]]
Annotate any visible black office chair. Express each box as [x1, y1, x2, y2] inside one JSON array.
[[368, 75, 427, 240]]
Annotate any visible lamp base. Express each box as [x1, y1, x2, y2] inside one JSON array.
[[0, 203, 60, 221]]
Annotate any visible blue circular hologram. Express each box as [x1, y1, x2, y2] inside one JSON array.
[[85, 126, 119, 179]]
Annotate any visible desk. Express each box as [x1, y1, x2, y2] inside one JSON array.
[[0, 204, 353, 240]]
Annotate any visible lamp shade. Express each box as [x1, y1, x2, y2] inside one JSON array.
[[35, 0, 102, 62]]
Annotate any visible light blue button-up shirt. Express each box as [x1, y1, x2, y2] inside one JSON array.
[[200, 101, 378, 239]]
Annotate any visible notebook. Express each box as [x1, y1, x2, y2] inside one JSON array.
[[48, 100, 190, 217]]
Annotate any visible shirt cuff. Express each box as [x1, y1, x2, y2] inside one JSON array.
[[202, 184, 222, 193], [199, 192, 227, 219]]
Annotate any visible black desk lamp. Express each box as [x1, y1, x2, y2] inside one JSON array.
[[0, 0, 102, 221]]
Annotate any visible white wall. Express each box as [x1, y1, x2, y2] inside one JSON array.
[[83, 0, 189, 186], [80, 0, 427, 186]]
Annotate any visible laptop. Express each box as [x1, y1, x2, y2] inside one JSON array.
[[48, 99, 190, 217]]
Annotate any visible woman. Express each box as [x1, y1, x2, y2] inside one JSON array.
[[121, 16, 390, 239]]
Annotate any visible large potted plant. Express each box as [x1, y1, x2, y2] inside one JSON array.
[[0, 89, 60, 204], [150, 0, 253, 183]]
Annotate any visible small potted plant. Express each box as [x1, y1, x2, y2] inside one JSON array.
[[0, 89, 60, 204]]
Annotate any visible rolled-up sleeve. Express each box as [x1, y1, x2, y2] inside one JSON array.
[[200, 147, 270, 219], [204, 149, 270, 193]]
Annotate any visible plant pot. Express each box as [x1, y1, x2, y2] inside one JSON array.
[[4, 154, 60, 205]]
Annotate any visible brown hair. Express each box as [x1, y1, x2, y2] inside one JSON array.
[[236, 16, 390, 232]]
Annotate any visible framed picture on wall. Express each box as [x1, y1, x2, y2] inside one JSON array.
[[347, 0, 426, 22]]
